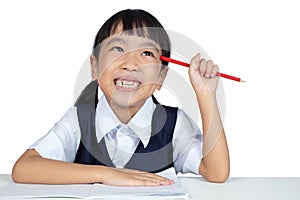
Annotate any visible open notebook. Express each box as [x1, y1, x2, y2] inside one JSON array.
[[0, 167, 188, 199]]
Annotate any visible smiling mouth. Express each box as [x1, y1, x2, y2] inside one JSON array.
[[114, 78, 141, 90]]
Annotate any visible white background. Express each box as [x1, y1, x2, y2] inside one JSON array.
[[1, 0, 299, 176]]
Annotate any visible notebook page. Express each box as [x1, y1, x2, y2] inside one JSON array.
[[0, 183, 91, 199], [0, 168, 188, 199]]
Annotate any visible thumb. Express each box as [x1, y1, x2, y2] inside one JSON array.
[[189, 53, 201, 73]]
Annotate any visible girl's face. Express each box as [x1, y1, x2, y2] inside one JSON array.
[[91, 29, 168, 114]]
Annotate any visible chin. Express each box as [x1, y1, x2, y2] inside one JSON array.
[[110, 94, 146, 110]]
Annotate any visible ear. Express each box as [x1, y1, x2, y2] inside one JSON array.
[[90, 55, 98, 80], [156, 66, 169, 90]]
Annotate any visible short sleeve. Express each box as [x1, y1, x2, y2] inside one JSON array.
[[172, 109, 203, 174], [29, 107, 81, 162]]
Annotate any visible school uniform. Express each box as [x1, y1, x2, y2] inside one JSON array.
[[29, 81, 203, 174]]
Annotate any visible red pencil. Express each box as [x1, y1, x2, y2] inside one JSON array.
[[160, 56, 245, 82]]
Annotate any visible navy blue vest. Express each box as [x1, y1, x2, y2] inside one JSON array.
[[74, 80, 178, 173]]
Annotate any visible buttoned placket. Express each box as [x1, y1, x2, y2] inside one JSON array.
[[105, 126, 119, 162], [105, 125, 140, 168]]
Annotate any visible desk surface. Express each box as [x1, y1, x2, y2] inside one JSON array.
[[1, 174, 300, 200]]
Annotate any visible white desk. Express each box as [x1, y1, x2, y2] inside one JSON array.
[[1, 174, 300, 199]]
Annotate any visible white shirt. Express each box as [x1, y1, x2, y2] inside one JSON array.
[[30, 91, 203, 174]]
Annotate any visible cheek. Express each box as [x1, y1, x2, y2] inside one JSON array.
[[103, 52, 123, 66], [96, 64, 114, 90], [98, 69, 113, 86], [142, 65, 161, 82], [96, 61, 114, 80], [97, 52, 119, 74]]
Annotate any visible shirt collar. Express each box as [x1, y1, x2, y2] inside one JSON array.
[[95, 87, 156, 148]]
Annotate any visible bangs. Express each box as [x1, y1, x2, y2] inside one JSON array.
[[109, 20, 170, 50], [109, 20, 152, 39], [92, 9, 171, 65]]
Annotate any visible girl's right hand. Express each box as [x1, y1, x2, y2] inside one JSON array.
[[101, 167, 174, 187]]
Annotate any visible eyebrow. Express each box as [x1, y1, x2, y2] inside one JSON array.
[[104, 36, 160, 53], [104, 37, 126, 48], [141, 42, 160, 53]]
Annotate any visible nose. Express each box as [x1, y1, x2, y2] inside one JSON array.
[[120, 51, 139, 72]]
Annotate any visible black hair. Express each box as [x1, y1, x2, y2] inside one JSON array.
[[92, 9, 171, 66]]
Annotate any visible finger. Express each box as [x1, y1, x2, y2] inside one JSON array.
[[199, 59, 207, 77], [131, 179, 171, 187], [134, 173, 174, 185], [211, 64, 219, 78], [122, 177, 160, 187], [116, 168, 141, 173], [190, 53, 201, 71], [134, 176, 174, 186], [113, 168, 174, 186], [135, 172, 170, 181], [205, 60, 214, 78]]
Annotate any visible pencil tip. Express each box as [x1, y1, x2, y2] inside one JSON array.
[[240, 80, 246, 83]]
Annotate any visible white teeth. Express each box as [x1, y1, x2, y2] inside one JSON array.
[[115, 80, 140, 88]]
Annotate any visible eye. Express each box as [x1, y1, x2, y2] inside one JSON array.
[[111, 46, 124, 52], [141, 51, 155, 57]]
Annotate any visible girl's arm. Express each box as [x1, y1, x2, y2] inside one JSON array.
[[188, 54, 230, 183], [12, 149, 173, 186]]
